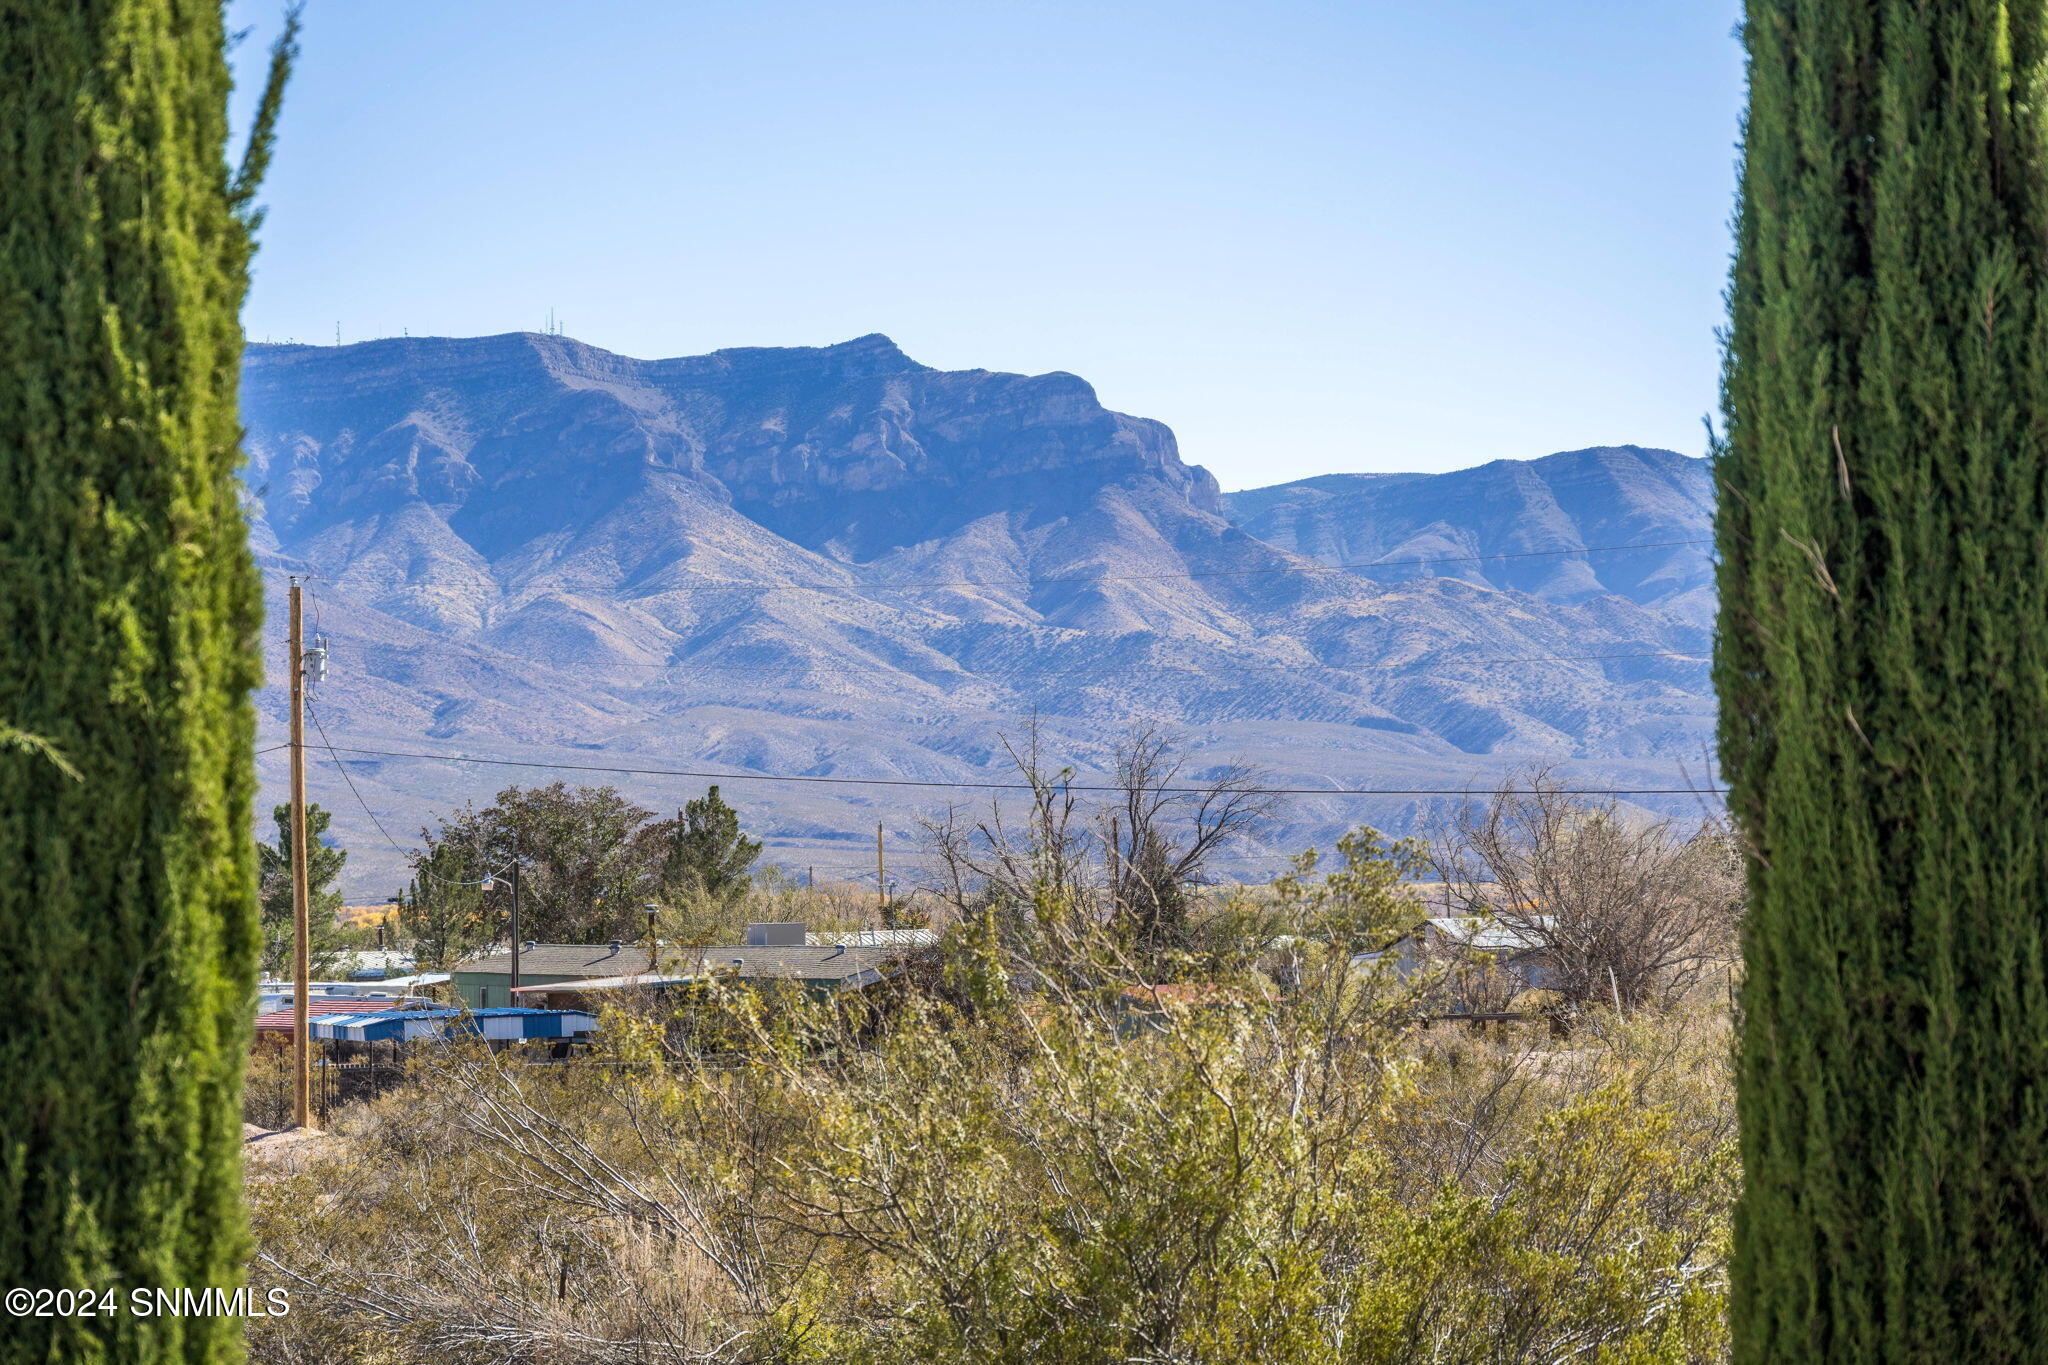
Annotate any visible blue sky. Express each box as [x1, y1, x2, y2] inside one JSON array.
[[226, 1, 1744, 488]]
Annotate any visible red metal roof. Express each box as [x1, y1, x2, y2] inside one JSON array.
[[253, 998, 403, 1033]]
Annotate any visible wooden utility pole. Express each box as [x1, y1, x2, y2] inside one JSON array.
[[875, 822, 887, 920], [288, 579, 312, 1128]]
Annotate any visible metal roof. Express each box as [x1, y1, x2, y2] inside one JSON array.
[[510, 972, 690, 995], [309, 1007, 598, 1043], [454, 943, 652, 978], [1425, 916, 1555, 953], [372, 972, 452, 990], [502, 943, 916, 993], [806, 928, 939, 948], [253, 998, 422, 1033], [673, 943, 909, 985]]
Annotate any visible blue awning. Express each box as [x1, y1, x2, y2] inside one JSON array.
[[308, 1007, 598, 1044]]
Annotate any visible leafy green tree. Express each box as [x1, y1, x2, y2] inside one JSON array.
[[1718, 4, 2048, 1358], [256, 802, 350, 977], [657, 785, 762, 906], [0, 5, 295, 1359], [420, 784, 658, 943]]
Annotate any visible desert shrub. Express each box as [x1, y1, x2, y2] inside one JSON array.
[[245, 840, 1735, 1363]]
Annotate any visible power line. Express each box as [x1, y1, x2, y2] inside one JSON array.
[[287, 639, 1708, 682], [297, 585, 508, 885], [303, 734, 1725, 799], [303, 704, 513, 888], [305, 703, 410, 857]]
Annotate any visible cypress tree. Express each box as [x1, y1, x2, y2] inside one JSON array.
[[0, 6, 294, 1361], [1719, 4, 2048, 1359]]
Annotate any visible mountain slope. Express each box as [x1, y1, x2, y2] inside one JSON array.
[[1222, 447, 1715, 625], [241, 335, 1716, 896]]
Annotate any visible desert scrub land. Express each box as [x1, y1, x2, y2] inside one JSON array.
[[245, 824, 1738, 1365]]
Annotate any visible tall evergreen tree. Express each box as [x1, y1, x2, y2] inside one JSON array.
[[255, 802, 348, 977], [659, 785, 763, 906], [1719, 4, 2048, 1359], [397, 838, 492, 972], [0, 6, 294, 1361]]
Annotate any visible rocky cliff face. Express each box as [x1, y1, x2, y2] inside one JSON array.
[[242, 334, 1716, 896], [245, 332, 1217, 563]]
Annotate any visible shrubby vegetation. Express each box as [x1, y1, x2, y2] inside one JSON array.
[[246, 807, 1739, 1364], [1424, 769, 1745, 1016]]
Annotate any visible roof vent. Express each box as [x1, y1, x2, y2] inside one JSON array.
[[746, 922, 806, 947]]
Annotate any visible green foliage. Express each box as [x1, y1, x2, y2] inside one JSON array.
[[657, 784, 762, 906], [0, 723, 80, 782], [878, 895, 930, 930], [254, 803, 349, 977], [244, 838, 1735, 1364], [417, 782, 660, 943], [395, 846, 493, 973], [1719, 4, 2048, 1358], [0, 4, 296, 1359], [651, 882, 754, 954], [1270, 826, 1428, 954], [1117, 825, 1193, 956]]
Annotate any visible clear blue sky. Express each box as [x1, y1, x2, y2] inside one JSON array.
[[226, 0, 1745, 488]]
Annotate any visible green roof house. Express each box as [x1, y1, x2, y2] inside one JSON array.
[[451, 941, 654, 1009]]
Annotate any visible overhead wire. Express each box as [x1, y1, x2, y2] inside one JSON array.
[[288, 640, 1708, 682], [304, 699, 513, 889], [282, 544, 1725, 876], [304, 701, 408, 858], [301, 584, 515, 888], [303, 734, 1726, 799]]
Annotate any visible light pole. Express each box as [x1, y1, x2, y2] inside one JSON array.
[[510, 835, 521, 996], [485, 841, 522, 994], [482, 837, 522, 1007]]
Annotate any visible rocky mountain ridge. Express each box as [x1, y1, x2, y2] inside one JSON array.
[[241, 333, 1717, 897]]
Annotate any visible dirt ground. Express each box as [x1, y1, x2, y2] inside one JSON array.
[[242, 1122, 347, 1180]]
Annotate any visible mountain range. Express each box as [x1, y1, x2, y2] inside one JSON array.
[[241, 332, 1718, 898]]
